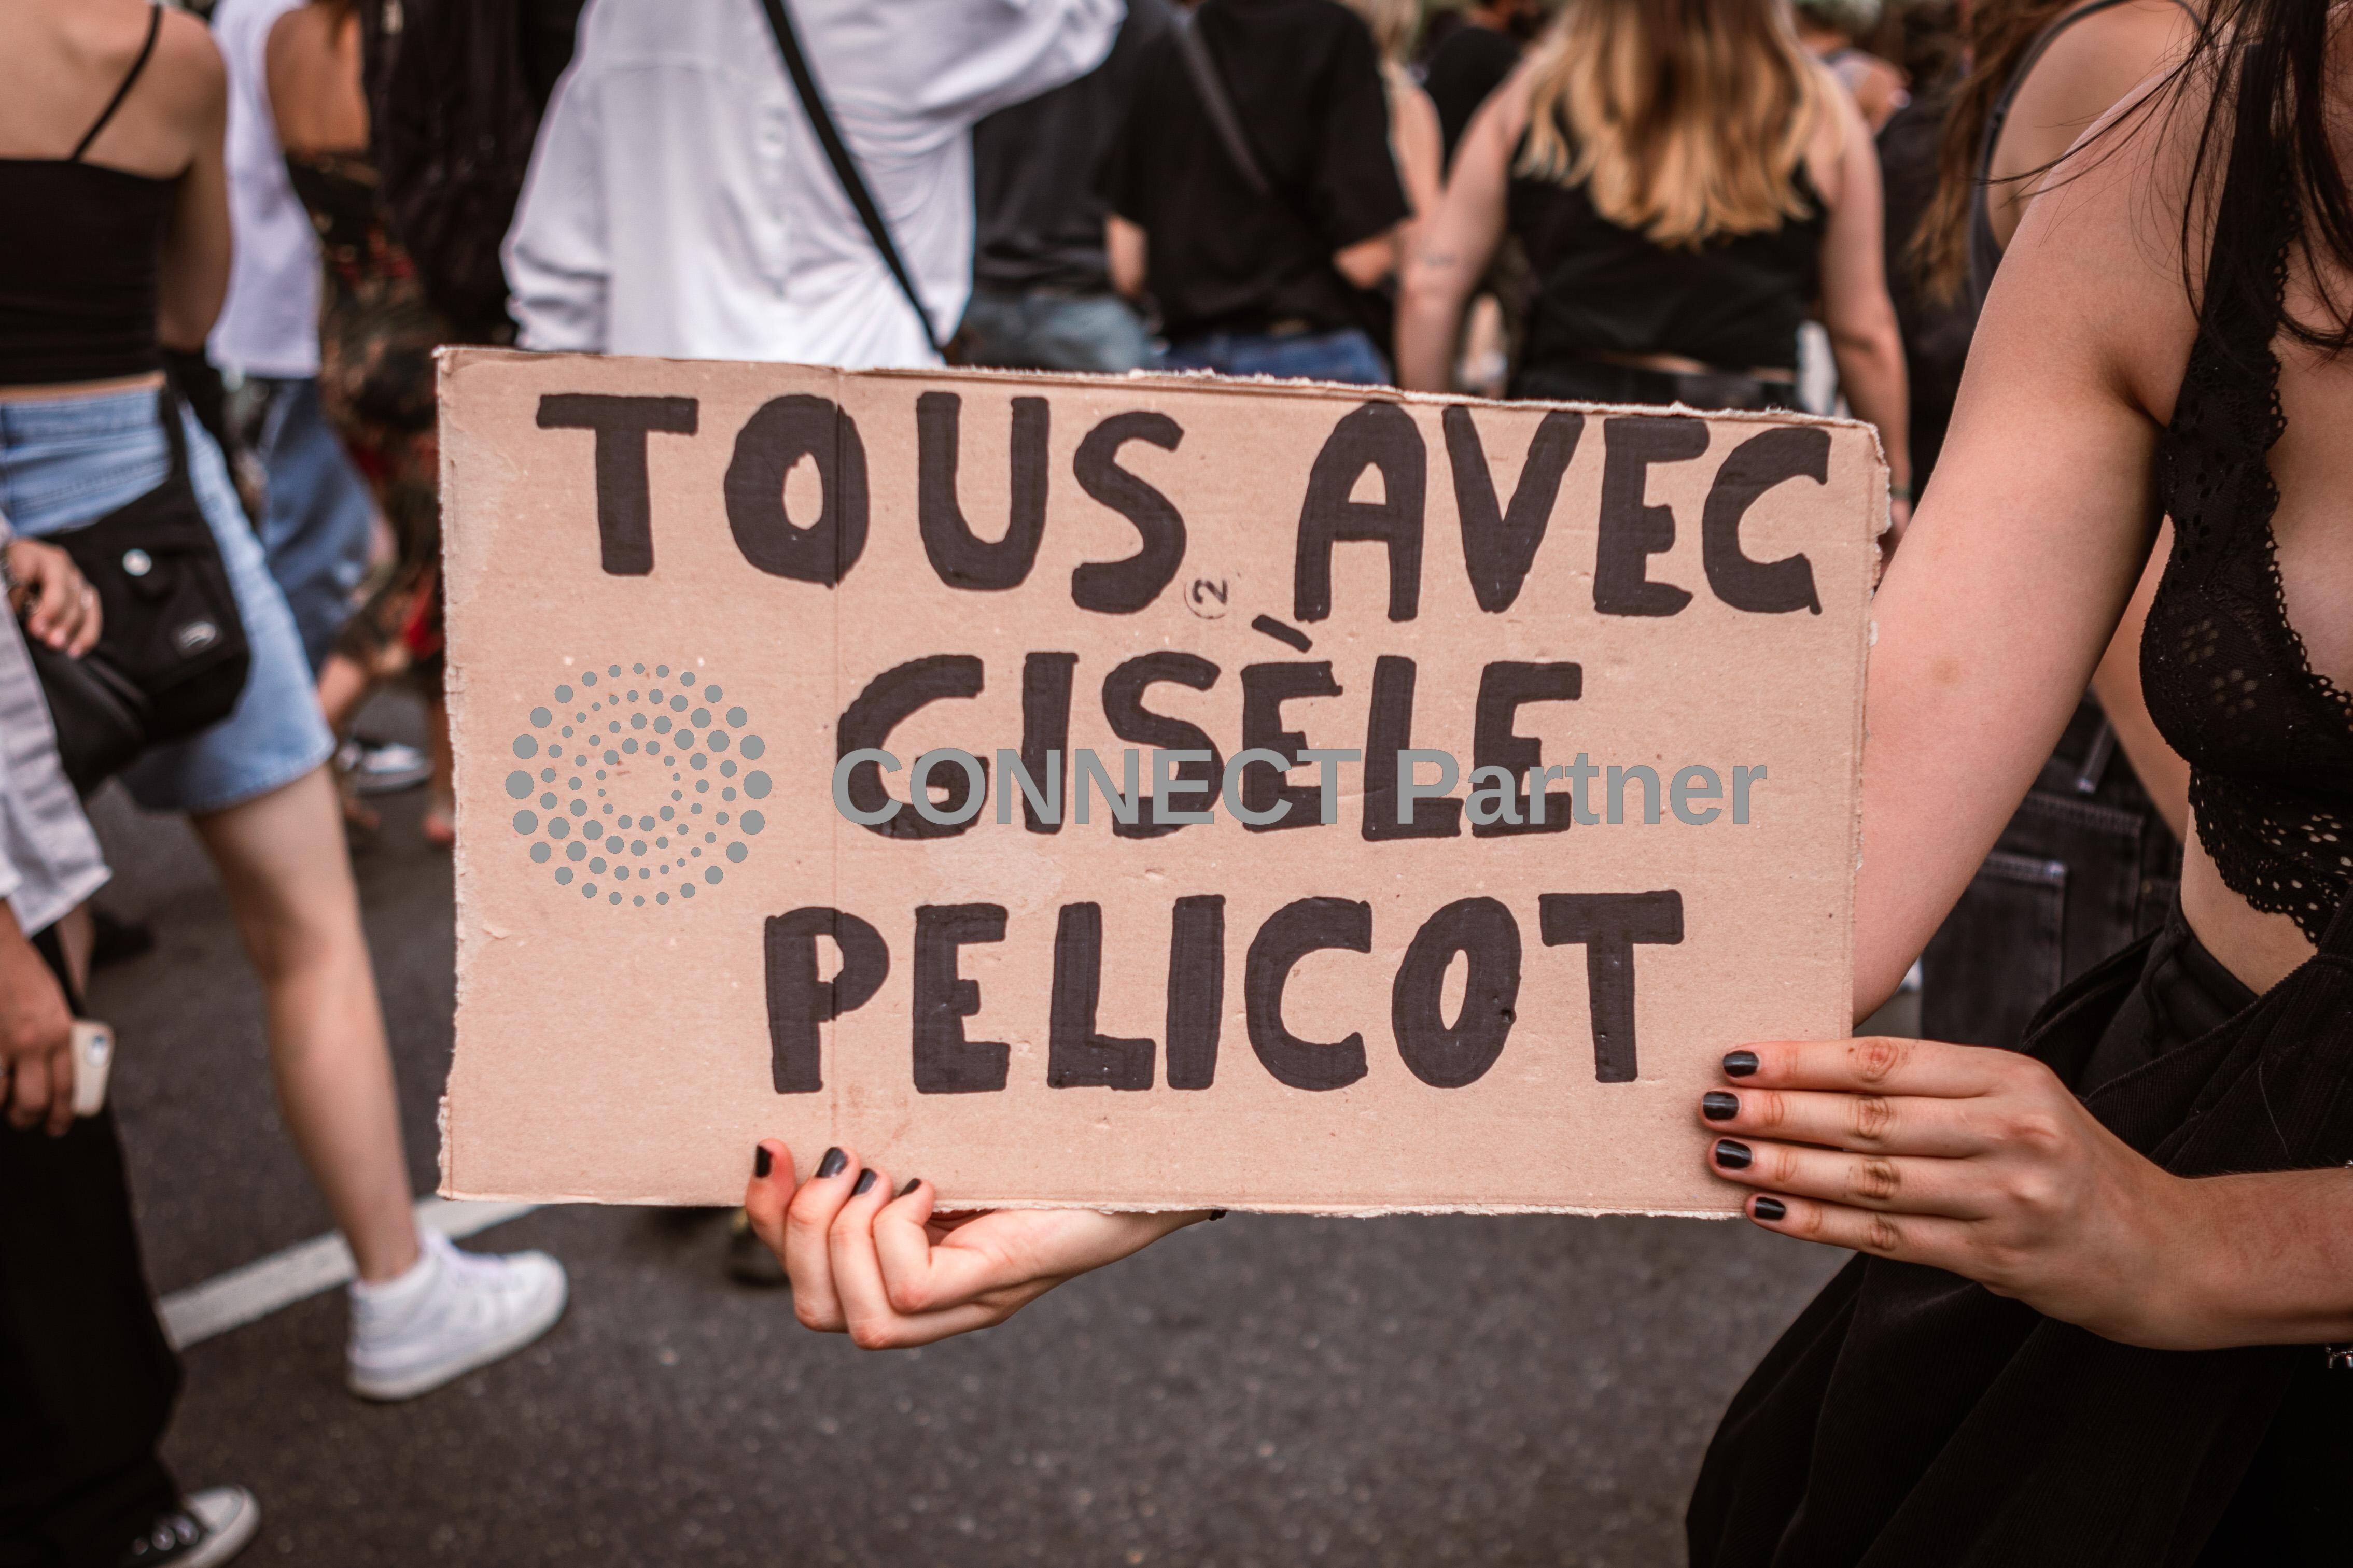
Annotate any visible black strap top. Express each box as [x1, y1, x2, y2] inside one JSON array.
[[0, 4, 175, 388], [1968, 0, 2202, 313], [2145, 164, 2353, 945], [1508, 124, 1827, 375]]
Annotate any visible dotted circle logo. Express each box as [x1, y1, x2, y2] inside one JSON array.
[[506, 662, 770, 910]]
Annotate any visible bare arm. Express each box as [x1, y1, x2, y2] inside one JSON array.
[[1394, 70, 1523, 392], [1333, 228, 1400, 290], [1107, 215, 1147, 303], [1389, 77, 1444, 239], [1813, 88, 1912, 519], [156, 11, 230, 352], [1849, 101, 2192, 1017]]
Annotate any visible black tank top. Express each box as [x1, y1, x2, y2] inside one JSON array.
[[1967, 0, 2190, 312], [2145, 158, 2353, 946], [1508, 121, 1827, 375], [0, 5, 176, 388]]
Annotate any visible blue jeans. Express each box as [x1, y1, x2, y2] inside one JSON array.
[[1163, 325, 1391, 386], [959, 289, 1154, 374], [248, 377, 373, 672], [0, 387, 334, 815]]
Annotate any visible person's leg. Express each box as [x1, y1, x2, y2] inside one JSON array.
[[125, 401, 566, 1394], [251, 378, 375, 675], [316, 651, 374, 733], [0, 933, 183, 1565], [422, 690, 454, 849], [189, 766, 420, 1281]]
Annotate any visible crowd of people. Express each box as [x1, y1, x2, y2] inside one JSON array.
[[3, 0, 2347, 1563]]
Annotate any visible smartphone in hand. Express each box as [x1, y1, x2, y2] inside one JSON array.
[[70, 1020, 112, 1117]]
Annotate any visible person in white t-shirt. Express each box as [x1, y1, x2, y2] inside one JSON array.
[[503, 0, 1124, 368], [209, 0, 379, 683]]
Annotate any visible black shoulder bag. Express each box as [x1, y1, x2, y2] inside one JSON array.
[[754, 0, 951, 360], [1172, 7, 1272, 198], [22, 389, 252, 793]]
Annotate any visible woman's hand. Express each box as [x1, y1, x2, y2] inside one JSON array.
[[743, 1140, 1211, 1349], [5, 539, 103, 656], [1696, 1036, 2196, 1347]]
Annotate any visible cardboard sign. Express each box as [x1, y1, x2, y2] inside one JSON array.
[[438, 349, 1880, 1214]]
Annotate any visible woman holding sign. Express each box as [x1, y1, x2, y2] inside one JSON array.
[[749, 0, 2353, 1555]]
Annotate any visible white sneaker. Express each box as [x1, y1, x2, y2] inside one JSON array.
[[123, 1486, 260, 1566], [346, 1231, 568, 1401], [336, 737, 432, 796]]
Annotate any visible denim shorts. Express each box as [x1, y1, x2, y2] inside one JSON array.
[[0, 387, 333, 815], [960, 289, 1155, 375], [246, 376, 374, 672], [1162, 326, 1392, 386]]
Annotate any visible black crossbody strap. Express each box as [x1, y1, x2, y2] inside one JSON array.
[[1172, 9, 1270, 199], [754, 0, 944, 358]]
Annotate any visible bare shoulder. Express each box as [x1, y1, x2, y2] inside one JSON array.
[[149, 7, 227, 120], [1998, 1, 2193, 162], [1995, 61, 2210, 427], [1803, 60, 1872, 208]]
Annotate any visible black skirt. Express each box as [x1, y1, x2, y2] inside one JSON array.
[[1687, 898, 2353, 1567]]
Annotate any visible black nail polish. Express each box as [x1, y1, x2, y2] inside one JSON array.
[[1753, 1197, 1787, 1221], [753, 1145, 773, 1179], [898, 1178, 920, 1197], [1209, 1209, 1227, 1221], [816, 1147, 848, 1179], [852, 1169, 878, 1196], [1714, 1138, 1754, 1170], [1702, 1091, 1740, 1121], [1722, 1051, 1760, 1078]]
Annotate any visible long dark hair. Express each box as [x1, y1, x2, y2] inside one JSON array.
[[2184, 0, 2353, 352], [1919, 0, 2353, 350]]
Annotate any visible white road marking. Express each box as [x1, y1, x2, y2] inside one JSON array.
[[158, 1197, 538, 1349]]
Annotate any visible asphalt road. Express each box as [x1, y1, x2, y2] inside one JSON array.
[[87, 693, 1868, 1568]]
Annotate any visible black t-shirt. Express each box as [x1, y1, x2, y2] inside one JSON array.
[[1423, 24, 1521, 170], [972, 0, 1174, 294], [1098, 0, 1407, 342]]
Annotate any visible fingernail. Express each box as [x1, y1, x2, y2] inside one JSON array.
[[1209, 1209, 1227, 1221], [1714, 1138, 1754, 1170], [816, 1147, 847, 1179], [1722, 1051, 1760, 1077], [852, 1169, 878, 1196], [1753, 1197, 1787, 1221], [897, 1178, 920, 1197], [753, 1145, 773, 1178], [1701, 1091, 1740, 1121]]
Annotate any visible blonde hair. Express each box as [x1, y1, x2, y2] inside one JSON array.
[[1519, 0, 1834, 249], [1341, 0, 1420, 64]]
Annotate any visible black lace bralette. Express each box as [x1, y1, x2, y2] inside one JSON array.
[[2145, 188, 2353, 946]]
